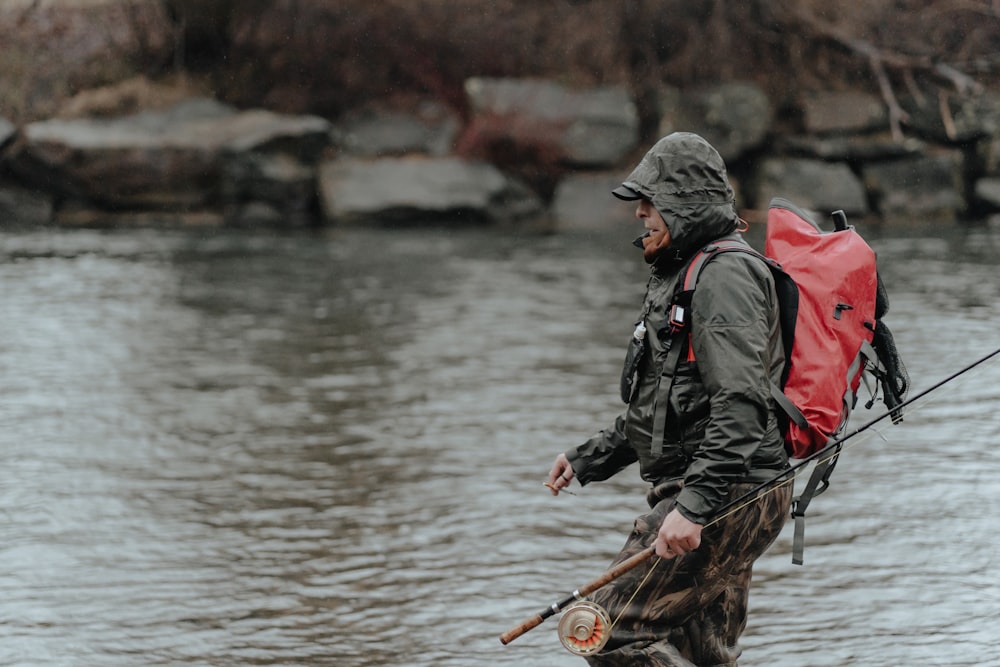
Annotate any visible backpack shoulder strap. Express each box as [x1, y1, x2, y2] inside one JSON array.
[[672, 235, 810, 426], [649, 239, 777, 456], [681, 238, 765, 290], [688, 239, 807, 420]]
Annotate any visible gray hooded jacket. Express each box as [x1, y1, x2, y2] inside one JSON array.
[[566, 133, 788, 523]]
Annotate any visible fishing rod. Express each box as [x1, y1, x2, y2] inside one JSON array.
[[499, 345, 1000, 649]]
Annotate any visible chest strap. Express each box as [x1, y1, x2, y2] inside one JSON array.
[[649, 330, 686, 457]]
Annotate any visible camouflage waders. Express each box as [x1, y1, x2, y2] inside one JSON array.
[[585, 481, 791, 667]]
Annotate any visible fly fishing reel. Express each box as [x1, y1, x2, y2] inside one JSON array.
[[557, 601, 611, 655]]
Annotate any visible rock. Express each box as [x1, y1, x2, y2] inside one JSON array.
[[488, 177, 547, 225], [333, 100, 460, 157], [55, 205, 223, 228], [901, 92, 1000, 143], [0, 117, 15, 151], [975, 134, 1000, 176], [863, 151, 965, 222], [317, 155, 542, 224], [0, 182, 53, 226], [798, 91, 887, 135], [658, 82, 772, 163], [462, 77, 639, 168], [13, 98, 331, 209], [222, 152, 317, 227], [222, 109, 332, 163], [56, 75, 207, 119], [751, 158, 868, 215], [973, 177, 1000, 211], [551, 172, 636, 230], [774, 133, 926, 161], [224, 201, 288, 228], [0, 1, 173, 123]]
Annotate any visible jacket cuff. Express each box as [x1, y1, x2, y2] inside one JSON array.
[[564, 448, 589, 486], [674, 488, 712, 525]]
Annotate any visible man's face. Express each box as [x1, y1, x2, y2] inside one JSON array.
[[633, 197, 673, 262], [636, 198, 669, 235]]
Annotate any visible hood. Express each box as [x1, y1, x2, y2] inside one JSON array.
[[618, 132, 739, 265]]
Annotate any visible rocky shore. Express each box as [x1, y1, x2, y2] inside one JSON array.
[[4, 76, 1000, 230]]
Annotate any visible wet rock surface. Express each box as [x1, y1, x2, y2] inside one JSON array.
[[0, 78, 997, 229]]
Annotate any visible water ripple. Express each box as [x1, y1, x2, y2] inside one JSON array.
[[0, 227, 997, 666]]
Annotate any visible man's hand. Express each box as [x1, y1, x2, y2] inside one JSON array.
[[546, 453, 575, 495], [655, 509, 703, 558]]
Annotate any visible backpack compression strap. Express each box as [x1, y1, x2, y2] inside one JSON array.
[[790, 340, 878, 565], [791, 445, 840, 565]]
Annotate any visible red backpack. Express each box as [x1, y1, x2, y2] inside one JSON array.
[[677, 197, 908, 563]]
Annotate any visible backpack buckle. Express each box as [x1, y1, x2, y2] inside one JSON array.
[[668, 303, 686, 331]]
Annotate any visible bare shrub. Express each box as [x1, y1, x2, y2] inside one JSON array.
[[5, 0, 1000, 132]]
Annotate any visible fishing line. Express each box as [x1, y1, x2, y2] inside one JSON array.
[[704, 345, 1000, 530], [602, 551, 661, 642]]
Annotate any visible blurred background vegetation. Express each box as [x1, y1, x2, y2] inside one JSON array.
[[4, 0, 1000, 146]]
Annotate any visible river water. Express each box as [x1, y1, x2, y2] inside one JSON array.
[[0, 221, 997, 667]]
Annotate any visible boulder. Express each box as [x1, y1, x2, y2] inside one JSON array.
[[975, 133, 1000, 176], [332, 100, 460, 157], [551, 172, 637, 230], [751, 158, 868, 215], [0, 182, 53, 226], [317, 155, 543, 224], [798, 91, 887, 135], [222, 152, 317, 227], [222, 109, 332, 163], [863, 150, 965, 222], [774, 133, 926, 161], [658, 82, 772, 163], [0, 1, 173, 123], [901, 92, 1000, 143], [56, 75, 208, 119], [0, 117, 15, 151], [973, 177, 1000, 211], [462, 77, 639, 168], [13, 98, 331, 209], [54, 205, 223, 228]]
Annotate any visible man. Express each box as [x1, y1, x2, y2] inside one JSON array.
[[547, 132, 791, 666]]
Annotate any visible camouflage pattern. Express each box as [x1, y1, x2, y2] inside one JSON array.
[[584, 481, 792, 667]]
